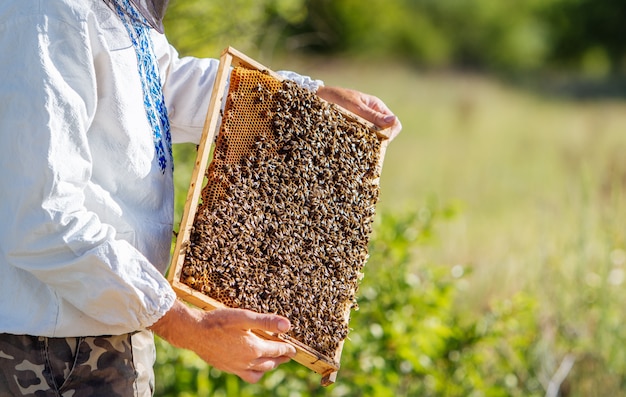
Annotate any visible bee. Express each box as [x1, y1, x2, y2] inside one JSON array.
[[180, 70, 388, 360]]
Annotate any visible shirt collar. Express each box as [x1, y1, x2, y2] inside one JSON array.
[[104, 0, 169, 33]]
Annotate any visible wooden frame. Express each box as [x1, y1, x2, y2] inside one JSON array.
[[168, 47, 391, 386]]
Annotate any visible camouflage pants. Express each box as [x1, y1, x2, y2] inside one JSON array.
[[0, 330, 155, 397]]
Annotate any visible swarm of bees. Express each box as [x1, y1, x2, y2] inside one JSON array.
[[180, 68, 383, 359]]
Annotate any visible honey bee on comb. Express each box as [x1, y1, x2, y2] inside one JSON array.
[[169, 48, 390, 385], [181, 68, 382, 359]]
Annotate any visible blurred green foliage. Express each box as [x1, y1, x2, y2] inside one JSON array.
[[165, 0, 626, 76], [275, 0, 554, 73]]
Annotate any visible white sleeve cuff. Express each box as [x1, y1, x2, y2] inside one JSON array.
[[277, 70, 324, 92]]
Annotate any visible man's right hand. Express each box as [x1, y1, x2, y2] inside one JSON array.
[[150, 300, 296, 383]]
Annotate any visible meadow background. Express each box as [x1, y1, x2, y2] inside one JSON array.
[[159, 0, 626, 395]]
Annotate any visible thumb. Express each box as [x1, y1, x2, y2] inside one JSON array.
[[371, 111, 398, 130], [360, 95, 398, 129], [227, 309, 291, 334]]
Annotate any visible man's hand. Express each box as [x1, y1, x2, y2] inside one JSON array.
[[316, 85, 402, 140], [150, 300, 296, 383]]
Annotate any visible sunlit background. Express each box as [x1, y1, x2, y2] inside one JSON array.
[[159, 1, 626, 395]]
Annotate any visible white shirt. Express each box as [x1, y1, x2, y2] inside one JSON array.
[[0, 0, 321, 337]]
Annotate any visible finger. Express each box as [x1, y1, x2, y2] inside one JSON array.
[[380, 118, 403, 141], [255, 338, 297, 358], [357, 95, 398, 129], [351, 100, 387, 126], [249, 355, 292, 372], [378, 113, 398, 128], [364, 94, 393, 115], [226, 309, 292, 334], [238, 370, 265, 384], [238, 356, 292, 383], [364, 109, 398, 131]]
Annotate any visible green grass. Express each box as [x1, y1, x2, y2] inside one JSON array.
[[170, 57, 626, 394]]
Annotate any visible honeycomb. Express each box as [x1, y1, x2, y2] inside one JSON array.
[[181, 67, 383, 359]]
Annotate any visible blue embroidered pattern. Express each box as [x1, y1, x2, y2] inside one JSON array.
[[115, 0, 173, 173]]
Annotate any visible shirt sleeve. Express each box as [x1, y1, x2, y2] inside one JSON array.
[[0, 13, 175, 334], [152, 32, 221, 144], [276, 70, 324, 92]]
